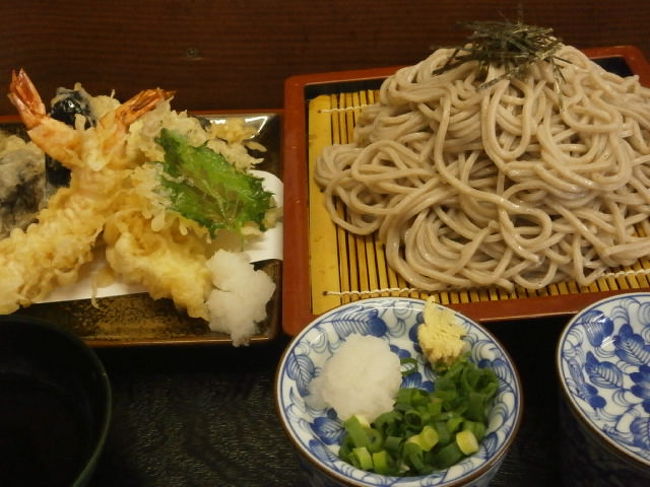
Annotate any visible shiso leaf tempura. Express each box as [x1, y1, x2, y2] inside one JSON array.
[[156, 128, 274, 237]]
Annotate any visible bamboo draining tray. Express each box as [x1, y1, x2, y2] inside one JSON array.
[[282, 46, 650, 336]]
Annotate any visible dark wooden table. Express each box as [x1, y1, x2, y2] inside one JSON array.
[[89, 315, 567, 486]]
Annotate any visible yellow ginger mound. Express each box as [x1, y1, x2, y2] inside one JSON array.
[[417, 299, 467, 366]]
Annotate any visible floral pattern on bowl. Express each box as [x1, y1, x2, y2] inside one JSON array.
[[557, 292, 650, 468], [275, 298, 523, 487]]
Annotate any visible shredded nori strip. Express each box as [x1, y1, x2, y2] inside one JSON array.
[[433, 20, 568, 90]]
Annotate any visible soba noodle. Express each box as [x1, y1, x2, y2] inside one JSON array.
[[315, 45, 650, 291]]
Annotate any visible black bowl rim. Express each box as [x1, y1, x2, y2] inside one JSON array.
[[274, 297, 525, 487], [0, 314, 113, 486]]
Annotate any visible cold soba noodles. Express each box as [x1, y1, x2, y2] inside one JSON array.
[[315, 22, 650, 292]]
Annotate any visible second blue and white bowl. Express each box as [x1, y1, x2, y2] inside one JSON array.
[[557, 292, 650, 486]]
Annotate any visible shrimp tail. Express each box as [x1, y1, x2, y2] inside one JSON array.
[[7, 68, 83, 168], [7, 68, 46, 129], [115, 88, 175, 127]]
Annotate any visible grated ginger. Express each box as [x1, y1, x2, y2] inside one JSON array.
[[417, 298, 467, 366]]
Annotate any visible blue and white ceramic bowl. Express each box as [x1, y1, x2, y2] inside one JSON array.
[[557, 292, 650, 486], [275, 298, 523, 487]]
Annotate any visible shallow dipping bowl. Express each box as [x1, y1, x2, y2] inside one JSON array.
[[275, 298, 523, 487], [0, 315, 112, 487], [557, 292, 650, 486]]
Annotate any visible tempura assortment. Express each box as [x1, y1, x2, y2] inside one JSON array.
[[0, 69, 280, 345]]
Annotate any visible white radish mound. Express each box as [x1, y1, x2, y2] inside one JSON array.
[[308, 334, 402, 422], [206, 249, 276, 346]]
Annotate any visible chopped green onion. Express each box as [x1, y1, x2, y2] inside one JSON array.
[[456, 429, 480, 455], [374, 410, 400, 434], [462, 420, 487, 442], [384, 435, 402, 454], [339, 438, 353, 463], [447, 414, 464, 433], [403, 441, 427, 473], [432, 442, 464, 469], [465, 391, 489, 422], [428, 396, 443, 417], [337, 355, 498, 476], [434, 421, 452, 446], [344, 415, 370, 448], [404, 409, 423, 429], [352, 447, 373, 470], [366, 427, 384, 453], [372, 450, 392, 475], [407, 425, 439, 451]]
